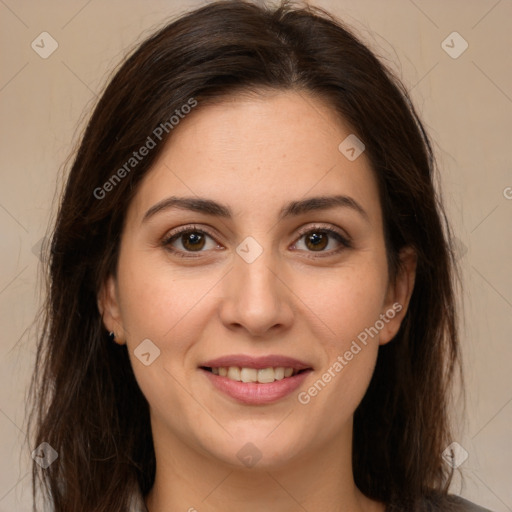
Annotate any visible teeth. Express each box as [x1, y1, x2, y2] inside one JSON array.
[[257, 368, 275, 383], [274, 367, 285, 380], [211, 366, 300, 383], [240, 368, 257, 383], [227, 366, 241, 381]]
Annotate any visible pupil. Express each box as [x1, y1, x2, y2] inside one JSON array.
[[183, 232, 204, 250], [307, 232, 327, 251]]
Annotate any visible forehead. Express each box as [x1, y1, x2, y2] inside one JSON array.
[[126, 90, 381, 225]]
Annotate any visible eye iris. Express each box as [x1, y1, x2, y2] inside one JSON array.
[[174, 230, 335, 253], [305, 232, 328, 251], [182, 232, 205, 251]]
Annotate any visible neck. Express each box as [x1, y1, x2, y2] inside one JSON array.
[[144, 417, 385, 512]]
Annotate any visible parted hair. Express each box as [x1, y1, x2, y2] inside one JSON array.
[[28, 1, 462, 510]]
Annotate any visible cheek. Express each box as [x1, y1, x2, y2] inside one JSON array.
[[292, 261, 387, 412], [115, 253, 218, 427], [300, 261, 388, 347], [116, 247, 221, 343]]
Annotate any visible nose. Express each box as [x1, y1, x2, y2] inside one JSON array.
[[218, 249, 294, 338]]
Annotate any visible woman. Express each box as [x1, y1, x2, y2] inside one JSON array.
[[28, 1, 493, 511]]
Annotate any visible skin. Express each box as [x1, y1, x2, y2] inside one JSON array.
[[99, 90, 416, 512]]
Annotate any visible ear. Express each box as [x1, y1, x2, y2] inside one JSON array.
[[97, 274, 126, 345], [379, 246, 417, 345]]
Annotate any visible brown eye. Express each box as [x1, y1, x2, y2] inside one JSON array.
[[180, 231, 206, 251], [162, 226, 220, 257], [304, 231, 329, 251], [293, 226, 351, 257]]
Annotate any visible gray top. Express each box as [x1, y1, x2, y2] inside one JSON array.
[[128, 486, 147, 512], [128, 487, 494, 512], [446, 496, 494, 512]]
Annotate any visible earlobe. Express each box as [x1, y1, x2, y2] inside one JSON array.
[[379, 246, 417, 345], [97, 275, 126, 345]]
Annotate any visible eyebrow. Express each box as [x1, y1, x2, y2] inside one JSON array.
[[142, 194, 369, 223]]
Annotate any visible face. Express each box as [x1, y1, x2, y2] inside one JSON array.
[[99, 90, 415, 470]]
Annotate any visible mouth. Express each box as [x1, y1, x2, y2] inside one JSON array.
[[200, 366, 310, 383], [198, 355, 314, 405]]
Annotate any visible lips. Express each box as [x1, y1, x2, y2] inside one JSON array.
[[200, 354, 313, 371], [199, 354, 313, 404]]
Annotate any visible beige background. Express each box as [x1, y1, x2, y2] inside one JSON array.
[[0, 0, 511, 510]]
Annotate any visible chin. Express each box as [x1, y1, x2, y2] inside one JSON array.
[[201, 432, 305, 471]]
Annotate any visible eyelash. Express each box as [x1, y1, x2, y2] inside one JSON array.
[[161, 223, 352, 259]]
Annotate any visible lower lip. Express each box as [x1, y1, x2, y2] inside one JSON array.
[[200, 368, 312, 405]]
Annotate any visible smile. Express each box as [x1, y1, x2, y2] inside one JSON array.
[[202, 366, 305, 383], [200, 366, 313, 405]]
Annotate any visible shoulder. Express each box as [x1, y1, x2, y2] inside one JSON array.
[[420, 494, 495, 512], [388, 494, 495, 512], [447, 495, 494, 512]]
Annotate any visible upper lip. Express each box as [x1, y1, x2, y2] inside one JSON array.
[[200, 354, 313, 370]]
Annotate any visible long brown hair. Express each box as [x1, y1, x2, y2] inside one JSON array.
[[28, 1, 462, 510]]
